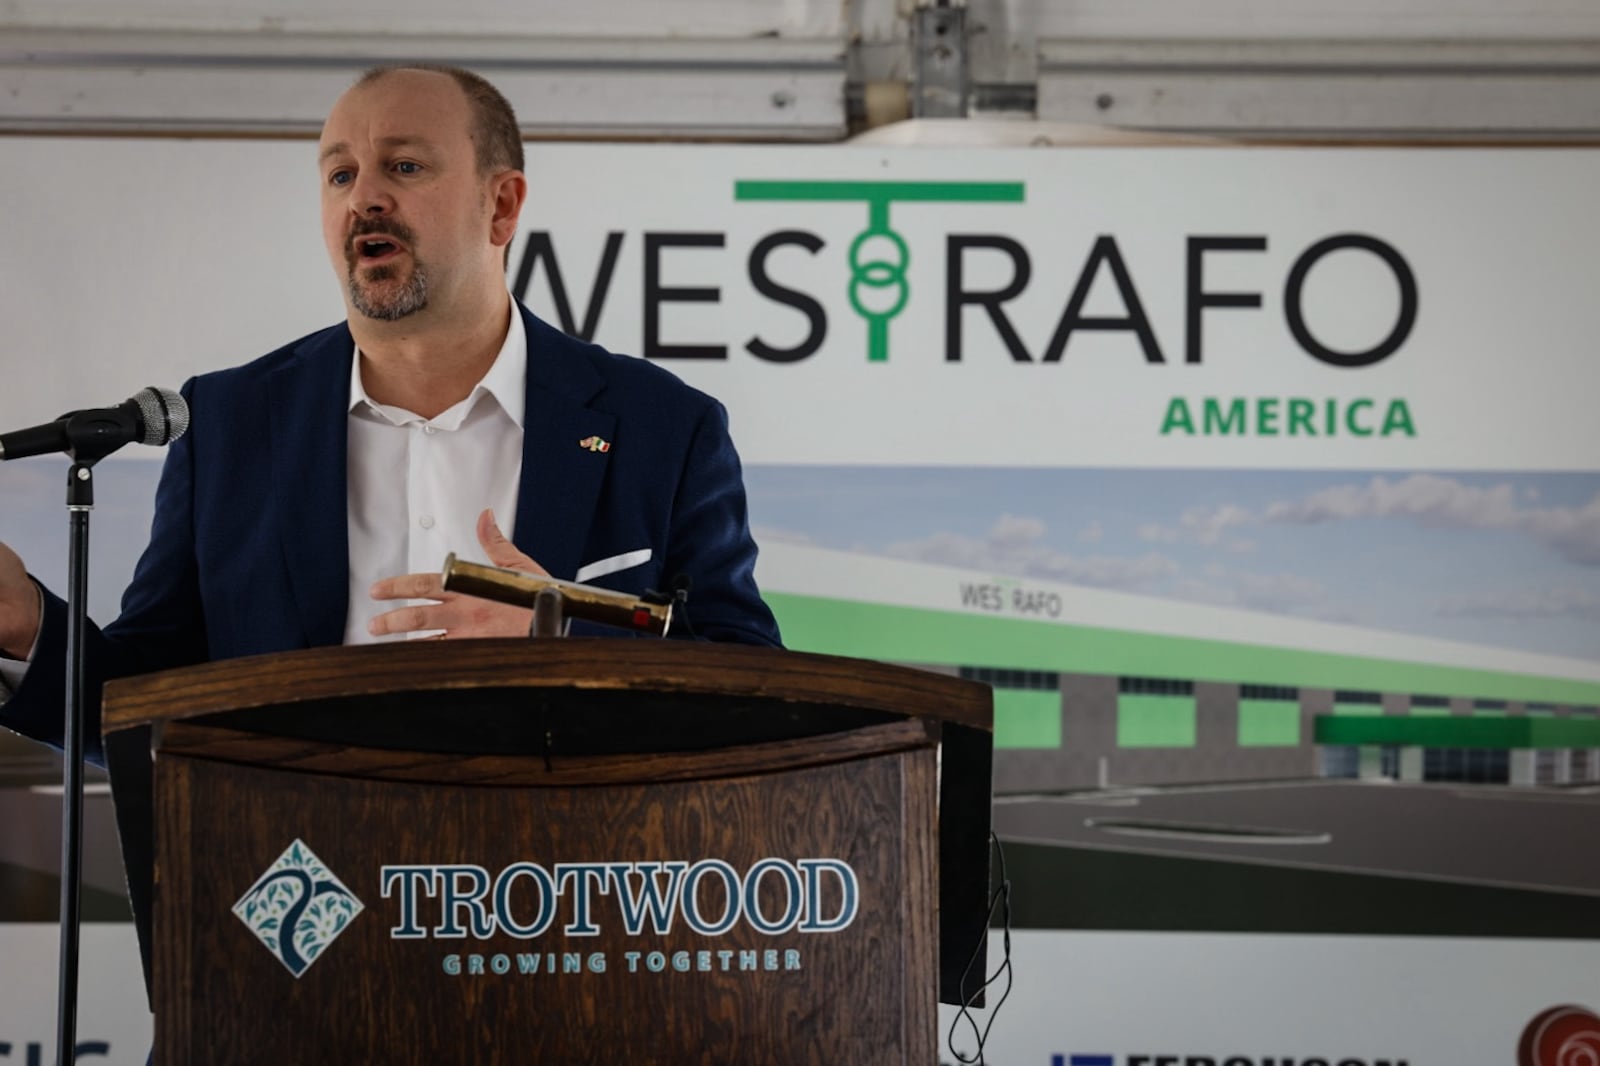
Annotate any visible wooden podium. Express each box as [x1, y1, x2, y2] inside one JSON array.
[[100, 640, 994, 1064]]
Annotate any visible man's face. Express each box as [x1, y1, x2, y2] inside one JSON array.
[[317, 71, 491, 322]]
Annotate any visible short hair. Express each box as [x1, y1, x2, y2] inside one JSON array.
[[354, 64, 524, 176]]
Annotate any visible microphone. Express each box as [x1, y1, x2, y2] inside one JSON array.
[[0, 387, 191, 462]]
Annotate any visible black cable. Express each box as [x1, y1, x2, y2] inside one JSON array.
[[946, 832, 1014, 1066], [673, 584, 696, 640], [668, 574, 695, 640], [643, 575, 696, 639]]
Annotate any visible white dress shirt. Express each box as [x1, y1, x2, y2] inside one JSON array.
[[344, 307, 527, 644], [0, 305, 527, 695]]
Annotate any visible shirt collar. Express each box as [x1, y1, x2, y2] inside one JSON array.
[[347, 301, 527, 429]]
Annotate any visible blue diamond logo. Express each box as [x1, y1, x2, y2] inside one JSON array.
[[233, 839, 364, 978]]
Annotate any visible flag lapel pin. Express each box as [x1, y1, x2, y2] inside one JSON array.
[[578, 435, 611, 453]]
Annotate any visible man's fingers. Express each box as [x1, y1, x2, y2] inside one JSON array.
[[367, 604, 440, 637], [367, 514, 548, 641], [366, 594, 532, 639], [476, 509, 549, 576], [370, 572, 449, 602]]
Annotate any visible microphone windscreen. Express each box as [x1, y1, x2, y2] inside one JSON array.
[[131, 386, 191, 446]]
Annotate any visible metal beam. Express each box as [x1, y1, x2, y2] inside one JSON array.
[[1038, 38, 1600, 139], [0, 29, 847, 139]]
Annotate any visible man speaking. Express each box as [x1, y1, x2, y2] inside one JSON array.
[[0, 64, 781, 760]]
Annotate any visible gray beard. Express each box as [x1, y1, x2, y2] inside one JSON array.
[[348, 262, 429, 321]]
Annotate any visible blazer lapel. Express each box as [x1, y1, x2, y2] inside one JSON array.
[[512, 306, 615, 582], [268, 325, 352, 648]]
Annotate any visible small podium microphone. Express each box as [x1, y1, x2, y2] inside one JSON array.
[[0, 386, 190, 462]]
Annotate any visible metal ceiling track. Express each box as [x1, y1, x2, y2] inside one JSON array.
[[0, 28, 848, 139]]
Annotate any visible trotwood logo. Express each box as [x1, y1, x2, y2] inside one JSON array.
[[233, 839, 364, 978]]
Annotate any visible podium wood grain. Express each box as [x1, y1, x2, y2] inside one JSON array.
[[103, 640, 990, 1064]]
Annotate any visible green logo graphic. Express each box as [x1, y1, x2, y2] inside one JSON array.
[[734, 181, 1025, 362]]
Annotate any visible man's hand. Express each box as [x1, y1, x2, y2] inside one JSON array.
[[0, 542, 42, 660], [367, 509, 548, 640]]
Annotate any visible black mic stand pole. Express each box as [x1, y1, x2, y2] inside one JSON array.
[[56, 459, 95, 1066]]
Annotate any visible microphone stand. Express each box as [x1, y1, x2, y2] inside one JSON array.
[[0, 391, 187, 1066], [56, 459, 96, 1066]]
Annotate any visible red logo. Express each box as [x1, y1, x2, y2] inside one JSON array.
[[1520, 1005, 1600, 1066]]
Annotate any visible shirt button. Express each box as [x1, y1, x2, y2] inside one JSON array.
[[422, 425, 436, 435], [419, 515, 435, 530]]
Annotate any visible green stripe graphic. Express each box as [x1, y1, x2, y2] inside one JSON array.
[[765, 592, 1600, 708], [735, 181, 1025, 203], [1316, 715, 1600, 749]]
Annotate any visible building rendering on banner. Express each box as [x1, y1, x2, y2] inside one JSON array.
[[756, 544, 1600, 796]]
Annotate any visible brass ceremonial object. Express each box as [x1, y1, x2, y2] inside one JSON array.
[[441, 554, 672, 637]]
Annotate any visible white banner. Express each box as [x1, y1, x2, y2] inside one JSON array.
[[3, 137, 1599, 1063], [934, 931, 1600, 1066], [0, 926, 151, 1065], [4, 924, 1595, 1065], [2, 142, 1597, 469]]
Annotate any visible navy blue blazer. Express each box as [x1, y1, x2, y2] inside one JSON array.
[[5, 303, 780, 762]]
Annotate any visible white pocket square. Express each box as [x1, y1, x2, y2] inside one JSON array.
[[574, 548, 652, 584]]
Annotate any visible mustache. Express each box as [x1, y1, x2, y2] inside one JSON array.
[[346, 218, 417, 254]]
